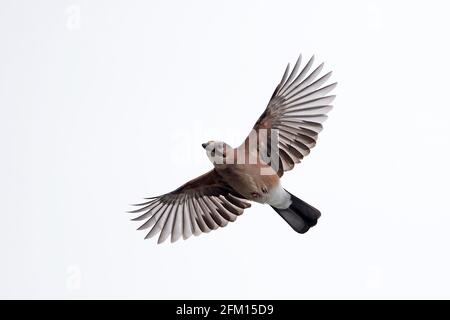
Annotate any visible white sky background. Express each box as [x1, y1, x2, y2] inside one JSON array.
[[1, 0, 449, 299]]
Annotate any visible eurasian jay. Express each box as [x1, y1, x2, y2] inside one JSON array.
[[129, 54, 336, 243]]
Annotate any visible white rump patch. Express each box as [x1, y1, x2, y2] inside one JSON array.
[[267, 184, 292, 209]]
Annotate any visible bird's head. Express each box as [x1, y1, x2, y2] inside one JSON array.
[[202, 140, 232, 164]]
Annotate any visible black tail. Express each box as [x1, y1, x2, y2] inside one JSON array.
[[271, 190, 321, 234]]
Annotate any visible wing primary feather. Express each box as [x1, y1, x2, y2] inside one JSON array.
[[279, 148, 295, 171], [225, 194, 251, 209], [210, 196, 237, 222], [284, 105, 333, 117], [285, 62, 324, 100], [272, 63, 291, 98], [284, 95, 336, 111], [145, 202, 173, 239], [282, 55, 315, 98], [294, 71, 333, 98], [144, 195, 160, 200], [278, 54, 302, 95], [127, 198, 159, 213], [171, 197, 184, 243], [279, 134, 311, 156], [190, 196, 211, 233], [131, 201, 162, 221], [182, 196, 193, 240], [275, 119, 324, 133], [219, 195, 244, 216], [288, 81, 336, 106], [196, 195, 219, 230], [281, 73, 333, 105], [279, 141, 302, 164], [139, 202, 166, 232], [278, 128, 316, 146], [279, 63, 291, 88], [275, 123, 319, 139], [280, 114, 328, 123], [200, 196, 227, 227], [158, 201, 178, 244], [136, 202, 165, 230]]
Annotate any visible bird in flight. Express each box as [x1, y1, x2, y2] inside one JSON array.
[[129, 54, 336, 243]]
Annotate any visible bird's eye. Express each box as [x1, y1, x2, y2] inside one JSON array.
[[211, 148, 216, 157]]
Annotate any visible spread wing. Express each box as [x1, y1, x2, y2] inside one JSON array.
[[128, 170, 251, 244], [245, 54, 336, 176]]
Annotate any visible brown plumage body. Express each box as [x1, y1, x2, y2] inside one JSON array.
[[214, 145, 280, 203]]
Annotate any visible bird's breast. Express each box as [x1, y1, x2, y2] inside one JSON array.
[[217, 163, 280, 204]]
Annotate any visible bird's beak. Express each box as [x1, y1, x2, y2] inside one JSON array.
[[202, 143, 208, 149]]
